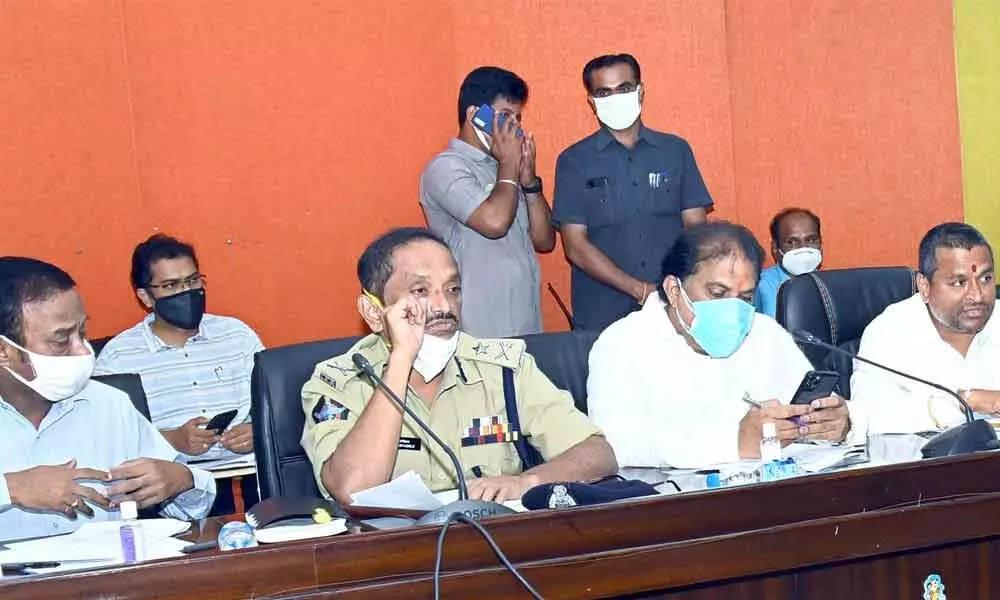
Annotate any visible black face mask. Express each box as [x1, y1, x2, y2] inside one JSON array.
[[154, 288, 206, 331]]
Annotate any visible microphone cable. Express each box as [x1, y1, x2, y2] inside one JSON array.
[[433, 511, 544, 600]]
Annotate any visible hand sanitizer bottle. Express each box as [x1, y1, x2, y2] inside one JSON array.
[[760, 422, 782, 463], [119, 500, 145, 563]]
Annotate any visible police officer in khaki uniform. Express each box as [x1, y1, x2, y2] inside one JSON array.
[[301, 228, 617, 505]]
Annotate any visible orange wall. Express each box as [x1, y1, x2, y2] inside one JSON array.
[[0, 1, 962, 347]]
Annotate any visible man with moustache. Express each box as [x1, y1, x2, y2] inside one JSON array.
[[853, 223, 1000, 434], [300, 228, 616, 504]]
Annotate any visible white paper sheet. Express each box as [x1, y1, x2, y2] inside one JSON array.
[[350, 471, 443, 511], [349, 471, 529, 512]]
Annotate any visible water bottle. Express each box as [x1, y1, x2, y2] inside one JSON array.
[[760, 422, 782, 463], [217, 521, 258, 551], [119, 500, 145, 563]]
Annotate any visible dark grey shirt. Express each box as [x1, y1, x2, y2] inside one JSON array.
[[419, 138, 542, 338], [552, 126, 712, 330]]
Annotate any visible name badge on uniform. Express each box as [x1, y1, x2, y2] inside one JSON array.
[[648, 171, 670, 189], [398, 437, 422, 451]]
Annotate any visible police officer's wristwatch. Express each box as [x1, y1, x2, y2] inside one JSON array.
[[522, 177, 543, 195]]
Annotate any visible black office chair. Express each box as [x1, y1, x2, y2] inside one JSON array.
[[519, 329, 599, 414], [90, 336, 113, 358], [251, 337, 361, 500], [92, 373, 151, 421], [776, 267, 916, 399]]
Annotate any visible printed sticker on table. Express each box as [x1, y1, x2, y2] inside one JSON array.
[[923, 573, 946, 600]]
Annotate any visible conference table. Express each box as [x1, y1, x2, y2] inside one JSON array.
[[4, 442, 1000, 599]]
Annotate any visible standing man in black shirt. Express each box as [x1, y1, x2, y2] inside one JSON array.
[[553, 53, 713, 331]]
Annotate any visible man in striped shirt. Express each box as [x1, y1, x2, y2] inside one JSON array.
[[95, 234, 264, 463]]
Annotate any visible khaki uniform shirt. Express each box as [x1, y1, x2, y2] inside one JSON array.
[[301, 332, 600, 495]]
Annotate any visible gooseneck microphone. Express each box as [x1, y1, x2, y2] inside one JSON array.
[[351, 353, 515, 524], [791, 330, 999, 458]]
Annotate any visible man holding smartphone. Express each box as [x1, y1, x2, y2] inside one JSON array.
[[553, 53, 713, 331], [420, 66, 555, 338], [586, 222, 862, 469], [95, 234, 264, 462]]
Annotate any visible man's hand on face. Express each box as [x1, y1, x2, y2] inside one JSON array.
[[738, 400, 811, 458], [518, 132, 538, 187], [108, 458, 194, 509], [799, 395, 851, 442], [5, 459, 110, 518], [220, 423, 254, 454], [383, 295, 427, 364], [162, 416, 220, 456], [491, 111, 522, 172], [467, 473, 540, 503]]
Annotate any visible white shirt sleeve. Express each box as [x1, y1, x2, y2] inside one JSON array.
[[588, 322, 744, 470], [586, 333, 665, 467], [0, 473, 12, 511], [850, 322, 955, 434]]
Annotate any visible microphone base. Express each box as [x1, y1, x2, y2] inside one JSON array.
[[921, 419, 1000, 459], [415, 499, 516, 526]]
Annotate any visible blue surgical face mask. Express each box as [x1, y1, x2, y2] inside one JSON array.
[[675, 284, 755, 358]]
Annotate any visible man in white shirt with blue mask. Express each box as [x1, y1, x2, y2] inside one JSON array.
[[587, 221, 859, 469], [0, 257, 215, 542]]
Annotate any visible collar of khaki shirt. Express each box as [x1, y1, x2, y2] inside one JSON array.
[[353, 333, 504, 405]]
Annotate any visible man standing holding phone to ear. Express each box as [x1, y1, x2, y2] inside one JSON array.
[[420, 66, 555, 339]]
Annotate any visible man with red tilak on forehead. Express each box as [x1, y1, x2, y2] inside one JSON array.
[[853, 223, 1000, 434]]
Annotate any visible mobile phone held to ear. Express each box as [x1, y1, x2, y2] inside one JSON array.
[[790, 370, 841, 406], [204, 409, 238, 434], [470, 103, 522, 137]]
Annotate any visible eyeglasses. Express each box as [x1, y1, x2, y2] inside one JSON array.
[[591, 82, 640, 99], [146, 273, 207, 294]]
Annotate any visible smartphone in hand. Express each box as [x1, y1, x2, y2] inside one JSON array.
[[790, 370, 841, 406], [204, 409, 238, 434], [470, 103, 522, 137]]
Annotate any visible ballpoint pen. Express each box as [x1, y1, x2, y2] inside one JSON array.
[[742, 392, 805, 428]]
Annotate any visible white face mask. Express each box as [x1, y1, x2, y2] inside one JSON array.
[[473, 127, 492, 154], [413, 332, 459, 383], [780, 247, 822, 276], [1, 336, 95, 402], [592, 88, 642, 131]]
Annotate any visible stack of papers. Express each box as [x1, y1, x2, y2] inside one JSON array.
[[188, 454, 256, 472], [0, 519, 191, 575]]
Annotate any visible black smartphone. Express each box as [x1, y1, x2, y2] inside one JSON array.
[[790, 370, 841, 406], [204, 408, 238, 433]]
